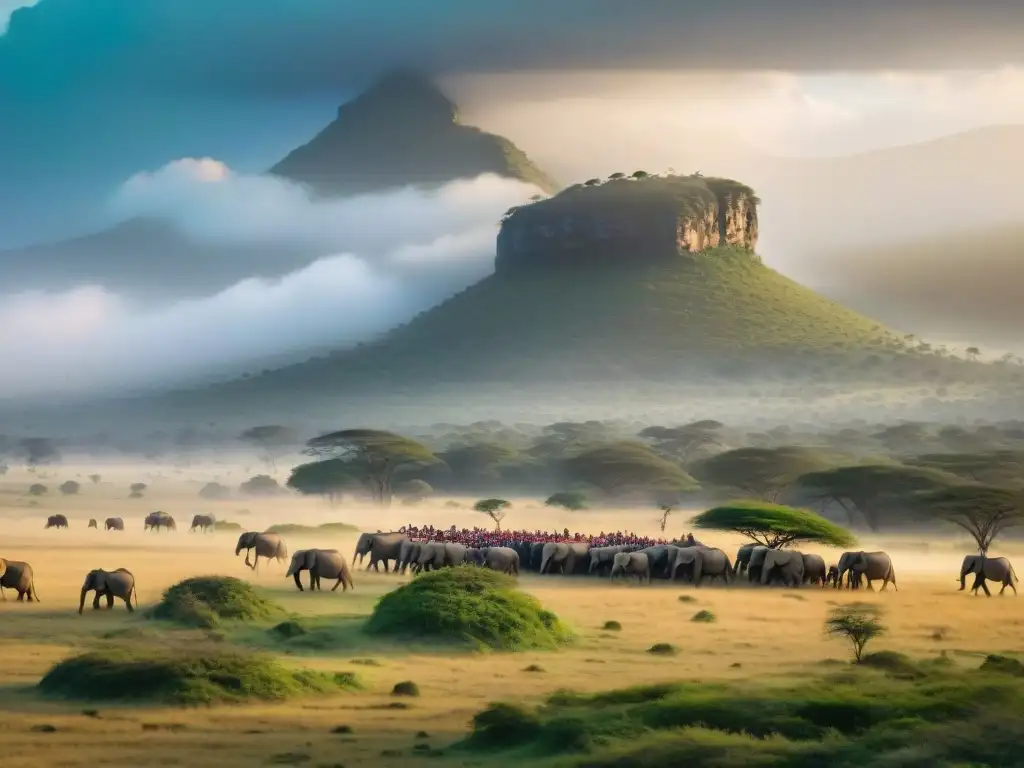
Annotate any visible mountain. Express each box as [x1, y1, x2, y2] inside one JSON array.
[[0, 71, 557, 300], [270, 70, 559, 195], [806, 224, 1024, 352]]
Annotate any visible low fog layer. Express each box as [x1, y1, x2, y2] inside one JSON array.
[[0, 166, 541, 398]]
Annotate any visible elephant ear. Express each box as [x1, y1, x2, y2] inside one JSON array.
[[304, 550, 317, 569], [91, 570, 106, 590], [676, 549, 697, 563], [771, 551, 795, 566]]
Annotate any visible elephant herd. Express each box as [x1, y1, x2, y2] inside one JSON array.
[[43, 512, 220, 532]]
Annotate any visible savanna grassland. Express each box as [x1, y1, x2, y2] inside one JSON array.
[[1, 463, 1022, 768]]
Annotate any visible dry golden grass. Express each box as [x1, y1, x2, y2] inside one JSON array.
[[1, 463, 1022, 767]]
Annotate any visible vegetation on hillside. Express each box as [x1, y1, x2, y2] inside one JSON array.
[[151, 576, 284, 628], [365, 567, 573, 651]]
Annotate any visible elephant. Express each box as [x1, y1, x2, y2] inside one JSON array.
[[588, 545, 633, 575], [528, 542, 546, 572], [539, 542, 591, 575], [144, 511, 176, 531], [286, 549, 354, 592], [610, 551, 650, 583], [235, 531, 288, 572], [848, 551, 898, 591], [834, 551, 862, 589], [0, 560, 39, 601], [734, 543, 758, 576], [480, 546, 520, 576], [189, 514, 216, 532], [464, 548, 486, 566], [88, 519, 98, 529], [761, 549, 806, 587], [671, 546, 733, 586], [638, 545, 680, 579], [78, 568, 136, 614], [959, 555, 1017, 597], [353, 532, 408, 573], [747, 545, 770, 583], [416, 542, 468, 572], [104, 517, 125, 531], [45, 514, 69, 529], [397, 540, 423, 575], [826, 564, 840, 587], [802, 554, 828, 586]]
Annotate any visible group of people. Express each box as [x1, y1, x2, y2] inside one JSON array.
[[398, 524, 698, 550]]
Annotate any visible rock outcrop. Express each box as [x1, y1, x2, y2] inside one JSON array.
[[270, 70, 559, 195], [495, 175, 758, 273]]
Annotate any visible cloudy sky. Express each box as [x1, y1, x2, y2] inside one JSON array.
[[1, 0, 1023, 399]]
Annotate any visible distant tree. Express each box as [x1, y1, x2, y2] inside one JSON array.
[[437, 442, 523, 488], [59, 480, 80, 496], [639, 420, 726, 464], [692, 501, 857, 549], [916, 485, 1024, 554], [545, 491, 588, 511], [396, 479, 433, 505], [529, 421, 617, 461], [304, 429, 439, 506], [908, 451, 1024, 488], [28, 483, 47, 496], [17, 437, 59, 467], [199, 482, 231, 500], [474, 498, 511, 531], [798, 464, 955, 530], [238, 425, 301, 471], [562, 442, 697, 500], [630, 170, 649, 180], [239, 474, 280, 496], [129, 482, 147, 499], [657, 504, 674, 533], [825, 604, 886, 663], [584, 178, 602, 186], [871, 423, 933, 455], [608, 172, 626, 180], [89, 474, 102, 484], [287, 458, 368, 505], [691, 447, 834, 502]]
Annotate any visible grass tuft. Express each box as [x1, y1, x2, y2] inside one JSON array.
[[365, 566, 573, 651], [647, 643, 680, 656], [602, 620, 622, 631], [691, 610, 716, 623], [38, 647, 359, 705], [391, 681, 420, 697]]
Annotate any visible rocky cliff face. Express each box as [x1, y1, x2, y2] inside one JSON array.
[[495, 175, 758, 273]]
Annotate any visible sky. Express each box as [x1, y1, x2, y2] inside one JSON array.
[[2, 0, 1024, 400]]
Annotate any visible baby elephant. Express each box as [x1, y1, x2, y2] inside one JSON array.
[[88, 519, 98, 529], [286, 549, 355, 592], [610, 551, 650, 583], [79, 568, 136, 614]]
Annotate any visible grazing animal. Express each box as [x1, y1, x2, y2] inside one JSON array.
[[0, 560, 39, 601], [959, 555, 1018, 597], [104, 517, 125, 531], [353, 532, 408, 573], [802, 554, 828, 586], [144, 511, 176, 532], [610, 552, 650, 583], [78, 568, 136, 614], [45, 514, 69, 529], [286, 549, 354, 592], [848, 551, 898, 592], [189, 513, 216, 533], [87, 518, 98, 529], [825, 564, 840, 587], [235, 531, 288, 572]]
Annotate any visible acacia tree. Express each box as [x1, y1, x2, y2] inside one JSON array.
[[917, 485, 1024, 554], [303, 429, 439, 506], [692, 501, 857, 550], [639, 420, 726, 464], [561, 441, 697, 500], [545, 491, 588, 511], [474, 498, 511, 531], [908, 451, 1024, 488], [825, 604, 886, 663], [238, 425, 300, 471], [286, 459, 364, 505], [692, 447, 834, 502], [797, 464, 955, 531]]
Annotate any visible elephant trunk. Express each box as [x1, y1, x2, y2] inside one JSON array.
[[78, 586, 88, 615]]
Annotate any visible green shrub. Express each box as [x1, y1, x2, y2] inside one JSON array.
[[365, 566, 573, 651], [859, 651, 925, 679], [691, 610, 716, 623], [215, 521, 244, 532], [677, 595, 696, 603], [38, 647, 358, 705], [603, 621, 622, 631], [271, 620, 309, 639], [265, 522, 360, 535], [464, 703, 543, 750], [151, 576, 283, 627], [980, 654, 1024, 676]]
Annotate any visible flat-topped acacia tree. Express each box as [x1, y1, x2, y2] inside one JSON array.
[[692, 501, 857, 550], [915, 485, 1024, 554], [303, 429, 439, 506]]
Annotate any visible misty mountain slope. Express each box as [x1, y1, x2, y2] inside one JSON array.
[[166, 246, 976, 412], [0, 218, 325, 299], [808, 224, 1024, 350], [270, 70, 559, 195]]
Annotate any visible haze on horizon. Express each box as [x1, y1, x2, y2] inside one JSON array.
[[1, 0, 1023, 406]]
